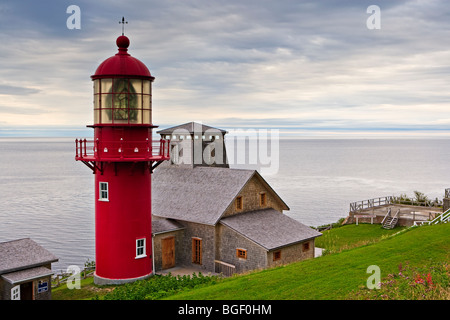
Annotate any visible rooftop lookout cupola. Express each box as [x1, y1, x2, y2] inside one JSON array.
[[75, 31, 169, 285], [157, 122, 229, 168]]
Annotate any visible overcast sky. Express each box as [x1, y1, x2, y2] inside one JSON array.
[[0, 0, 449, 137]]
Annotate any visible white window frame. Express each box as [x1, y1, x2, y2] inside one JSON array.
[[99, 182, 109, 201], [136, 238, 146, 259], [11, 285, 20, 300]]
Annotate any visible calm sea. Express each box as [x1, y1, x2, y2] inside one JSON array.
[[1, 137, 450, 271]]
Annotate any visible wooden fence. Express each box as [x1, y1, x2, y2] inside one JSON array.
[[214, 260, 236, 277], [349, 196, 394, 213], [350, 196, 442, 213], [52, 267, 95, 288]]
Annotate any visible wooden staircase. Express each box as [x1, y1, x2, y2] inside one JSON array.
[[382, 208, 399, 229], [383, 216, 398, 229]]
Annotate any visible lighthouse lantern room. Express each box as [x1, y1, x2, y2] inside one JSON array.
[[75, 31, 170, 285]]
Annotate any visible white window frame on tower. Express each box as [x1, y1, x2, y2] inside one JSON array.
[[99, 182, 109, 201], [136, 238, 146, 259]]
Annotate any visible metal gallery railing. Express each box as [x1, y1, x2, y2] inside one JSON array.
[[75, 138, 170, 160]]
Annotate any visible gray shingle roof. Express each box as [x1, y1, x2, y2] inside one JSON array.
[[220, 209, 322, 251], [1, 266, 54, 285], [152, 218, 184, 235], [152, 166, 256, 225], [157, 122, 227, 135], [0, 238, 58, 274]]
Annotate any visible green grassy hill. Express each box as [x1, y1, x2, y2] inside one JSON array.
[[165, 223, 449, 300], [52, 223, 449, 300]]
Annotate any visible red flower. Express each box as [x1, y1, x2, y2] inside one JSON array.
[[415, 274, 424, 284], [426, 273, 434, 286]]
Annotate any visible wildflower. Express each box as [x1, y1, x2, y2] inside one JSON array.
[[415, 274, 424, 284], [426, 273, 434, 288]]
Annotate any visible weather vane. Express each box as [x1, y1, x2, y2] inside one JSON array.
[[119, 17, 128, 35]]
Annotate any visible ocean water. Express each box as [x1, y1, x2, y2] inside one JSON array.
[[1, 137, 450, 271]]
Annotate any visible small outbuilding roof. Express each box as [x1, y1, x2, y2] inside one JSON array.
[[220, 209, 322, 251], [1, 266, 54, 285], [152, 166, 289, 225], [0, 238, 58, 275]]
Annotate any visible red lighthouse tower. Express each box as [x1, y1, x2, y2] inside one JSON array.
[[75, 33, 169, 285]]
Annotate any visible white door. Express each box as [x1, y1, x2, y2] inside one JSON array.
[[11, 285, 20, 300], [171, 144, 179, 164]]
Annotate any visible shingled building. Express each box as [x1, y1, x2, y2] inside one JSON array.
[[151, 123, 321, 276], [0, 238, 58, 300]]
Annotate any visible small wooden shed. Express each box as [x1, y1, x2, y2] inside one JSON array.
[[0, 238, 58, 300]]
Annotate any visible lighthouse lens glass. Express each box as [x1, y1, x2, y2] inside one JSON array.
[[143, 81, 150, 94], [101, 79, 112, 93], [95, 78, 151, 124], [103, 78, 138, 123], [131, 79, 142, 93]]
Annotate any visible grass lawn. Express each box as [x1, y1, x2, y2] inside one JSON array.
[[52, 276, 114, 300], [51, 223, 449, 300], [165, 223, 449, 300], [315, 223, 407, 254]]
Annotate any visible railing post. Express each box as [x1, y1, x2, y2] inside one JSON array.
[[75, 139, 79, 158], [165, 139, 169, 157], [120, 138, 123, 159], [163, 140, 166, 157], [83, 139, 87, 157]]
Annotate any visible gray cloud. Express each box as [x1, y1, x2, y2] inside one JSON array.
[[0, 84, 40, 95], [0, 105, 46, 115], [0, 0, 449, 136]]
